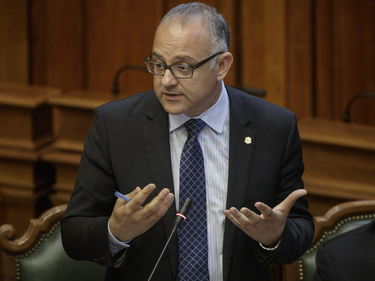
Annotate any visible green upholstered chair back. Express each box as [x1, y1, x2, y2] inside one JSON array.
[[282, 200, 375, 281], [300, 215, 373, 281], [0, 205, 106, 281]]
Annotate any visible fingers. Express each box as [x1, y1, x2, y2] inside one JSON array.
[[110, 184, 174, 241], [119, 184, 174, 217], [124, 184, 157, 211], [142, 188, 175, 221], [223, 208, 243, 227], [280, 189, 307, 211], [253, 202, 273, 219], [224, 207, 258, 227], [224, 189, 307, 231], [253, 189, 307, 219], [114, 186, 141, 208]]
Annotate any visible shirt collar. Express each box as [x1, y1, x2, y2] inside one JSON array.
[[169, 81, 229, 134]]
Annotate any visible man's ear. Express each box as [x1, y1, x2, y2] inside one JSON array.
[[216, 52, 233, 81]]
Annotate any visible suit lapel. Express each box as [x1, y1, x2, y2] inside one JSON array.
[[143, 95, 179, 279], [223, 87, 256, 281]]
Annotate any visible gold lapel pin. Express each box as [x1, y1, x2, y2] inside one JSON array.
[[244, 136, 252, 144]]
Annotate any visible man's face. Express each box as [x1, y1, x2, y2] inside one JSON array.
[[152, 21, 222, 117]]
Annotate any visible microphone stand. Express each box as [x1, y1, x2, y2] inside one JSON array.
[[111, 64, 148, 95], [343, 92, 375, 122], [147, 225, 178, 281], [147, 198, 193, 281]]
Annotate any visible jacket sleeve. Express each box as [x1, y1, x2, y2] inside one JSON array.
[[262, 114, 315, 266], [61, 107, 119, 267], [313, 245, 335, 281]]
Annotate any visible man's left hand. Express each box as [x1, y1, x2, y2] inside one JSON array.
[[224, 189, 307, 247]]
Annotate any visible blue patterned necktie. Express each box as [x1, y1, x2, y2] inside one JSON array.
[[178, 118, 209, 281]]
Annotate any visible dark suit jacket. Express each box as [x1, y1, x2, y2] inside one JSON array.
[[61, 86, 314, 281], [314, 219, 375, 281]]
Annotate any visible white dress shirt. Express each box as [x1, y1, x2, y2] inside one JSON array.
[[169, 82, 229, 281], [109, 82, 230, 281]]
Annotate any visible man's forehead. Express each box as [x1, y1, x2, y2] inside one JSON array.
[[151, 51, 196, 63], [153, 21, 210, 61], [155, 21, 209, 45]]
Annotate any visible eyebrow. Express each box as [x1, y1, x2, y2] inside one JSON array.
[[151, 52, 196, 64]]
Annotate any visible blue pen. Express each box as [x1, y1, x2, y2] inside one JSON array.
[[114, 191, 131, 202]]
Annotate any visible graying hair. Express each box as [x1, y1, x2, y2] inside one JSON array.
[[157, 2, 230, 68]]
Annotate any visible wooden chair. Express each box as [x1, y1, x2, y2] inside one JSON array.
[[283, 200, 375, 281], [0, 204, 106, 281]]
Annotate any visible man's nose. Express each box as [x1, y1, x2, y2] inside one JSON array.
[[161, 68, 178, 87]]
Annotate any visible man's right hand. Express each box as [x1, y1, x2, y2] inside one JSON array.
[[109, 183, 174, 242]]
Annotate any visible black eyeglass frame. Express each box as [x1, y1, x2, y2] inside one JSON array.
[[144, 51, 224, 79]]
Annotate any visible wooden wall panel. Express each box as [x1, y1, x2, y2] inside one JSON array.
[[314, 0, 334, 119], [2, 0, 375, 126], [30, 0, 85, 90], [285, 0, 314, 118], [0, 0, 28, 83], [241, 0, 287, 107], [315, 0, 375, 126], [84, 0, 162, 95], [333, 0, 375, 125], [240, 0, 314, 119], [30, 0, 240, 96], [28, 0, 315, 114]]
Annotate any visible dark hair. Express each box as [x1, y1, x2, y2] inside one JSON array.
[[158, 2, 230, 54]]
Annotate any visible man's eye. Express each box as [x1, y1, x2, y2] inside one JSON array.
[[176, 65, 190, 72], [154, 62, 164, 69]]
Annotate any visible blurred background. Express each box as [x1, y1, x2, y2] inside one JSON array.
[[2, 0, 375, 123]]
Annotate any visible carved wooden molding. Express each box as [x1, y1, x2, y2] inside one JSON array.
[[311, 200, 375, 245], [0, 204, 67, 255]]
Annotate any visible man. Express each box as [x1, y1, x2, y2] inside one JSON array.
[[314, 219, 375, 281], [61, 3, 314, 281]]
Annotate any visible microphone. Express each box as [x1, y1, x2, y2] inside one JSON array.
[[343, 92, 375, 122], [111, 64, 148, 95], [147, 198, 193, 281]]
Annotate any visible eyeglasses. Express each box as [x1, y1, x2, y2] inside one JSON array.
[[144, 52, 224, 79]]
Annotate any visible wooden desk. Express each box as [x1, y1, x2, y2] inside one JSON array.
[[0, 81, 61, 151], [43, 89, 124, 204], [299, 118, 375, 215], [0, 81, 61, 236], [0, 148, 54, 236], [41, 149, 81, 205]]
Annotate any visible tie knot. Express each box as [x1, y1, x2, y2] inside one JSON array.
[[184, 118, 206, 139]]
